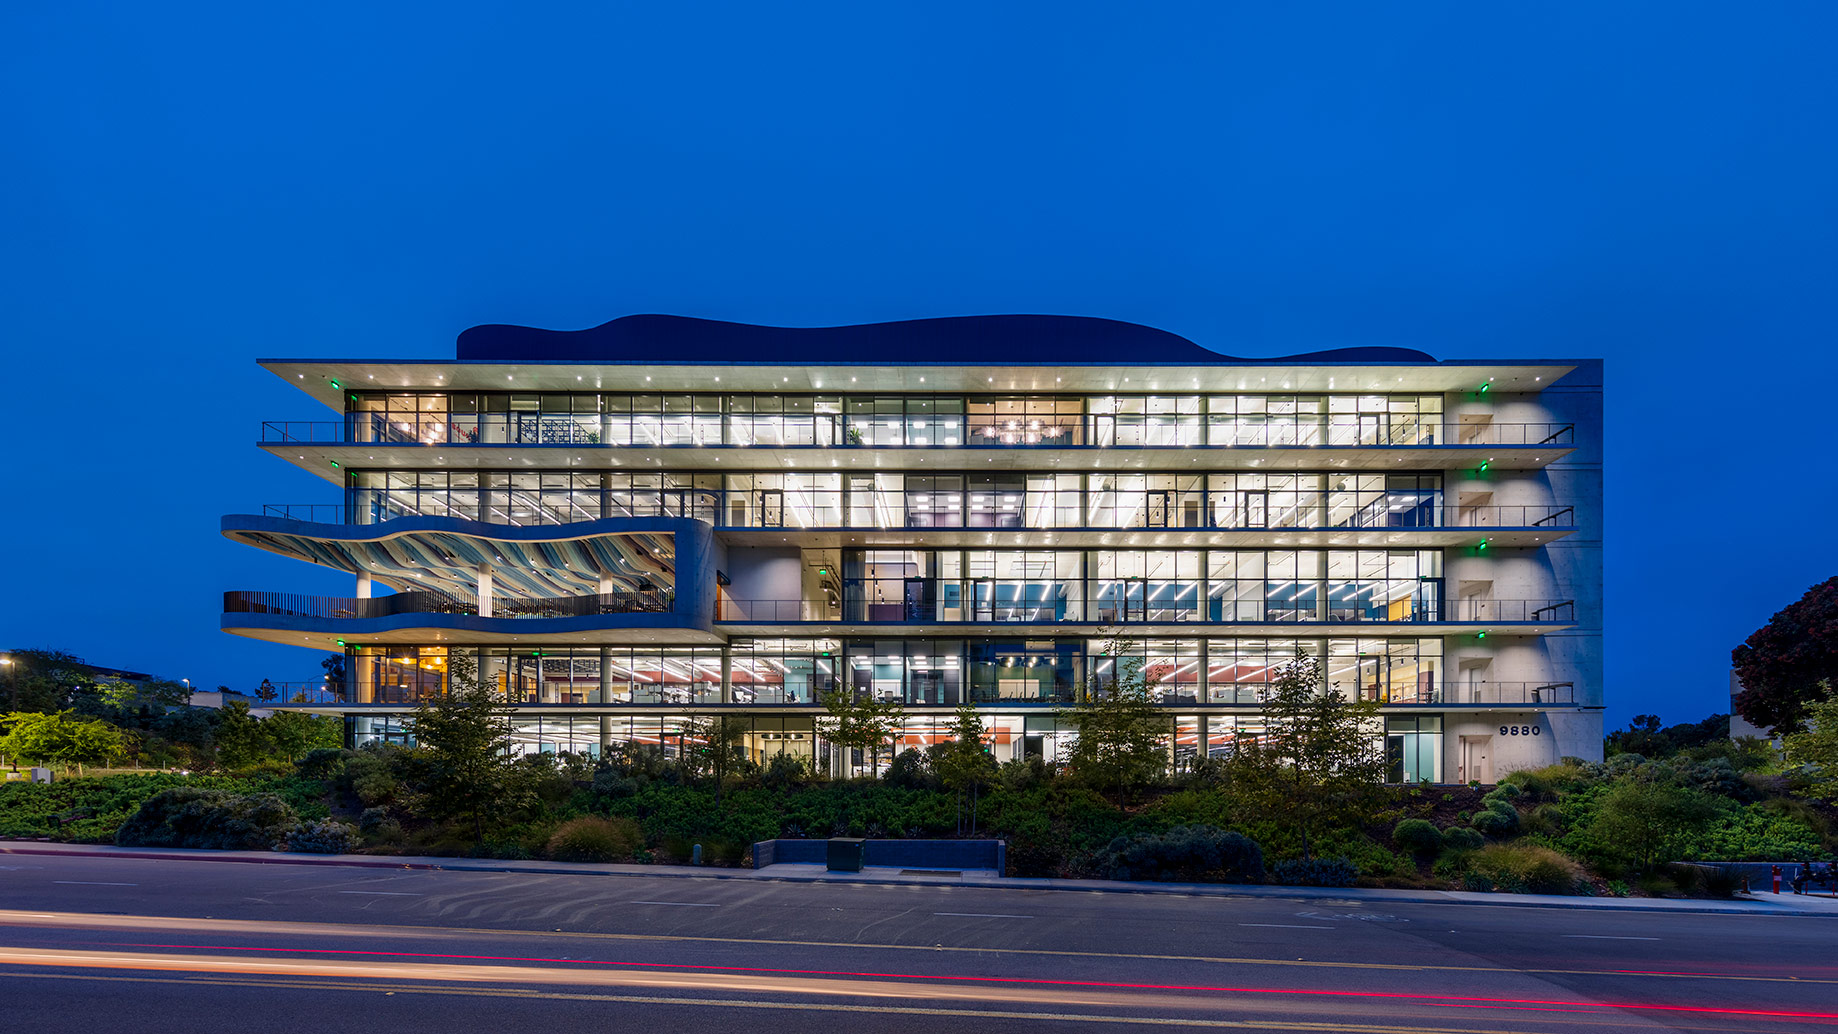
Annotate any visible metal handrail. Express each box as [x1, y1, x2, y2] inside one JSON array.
[[260, 418, 1580, 450], [716, 596, 1577, 625], [258, 500, 1580, 532]]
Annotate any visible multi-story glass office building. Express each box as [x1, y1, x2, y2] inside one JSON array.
[[224, 314, 1603, 783]]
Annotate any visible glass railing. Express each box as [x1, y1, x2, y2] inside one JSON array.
[[257, 499, 1579, 532], [717, 595, 1575, 625], [224, 588, 674, 620], [263, 417, 1574, 450]]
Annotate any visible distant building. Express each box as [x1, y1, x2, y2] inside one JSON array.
[[1729, 671, 1780, 743], [222, 314, 1604, 782]]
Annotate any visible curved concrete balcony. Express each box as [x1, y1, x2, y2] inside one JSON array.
[[222, 587, 721, 647], [220, 512, 724, 647]]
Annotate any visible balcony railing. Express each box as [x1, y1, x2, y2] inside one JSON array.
[[258, 678, 1579, 709], [717, 596, 1575, 625], [224, 588, 673, 620], [262, 417, 1575, 450], [257, 499, 1580, 532]]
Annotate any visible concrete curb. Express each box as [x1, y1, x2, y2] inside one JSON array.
[[7, 841, 1836, 916]]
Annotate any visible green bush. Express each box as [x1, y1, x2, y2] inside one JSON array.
[[1392, 818, 1445, 857], [761, 752, 810, 788], [1441, 826, 1485, 852], [115, 787, 298, 850], [1088, 825, 1264, 883], [1465, 843, 1583, 895], [1269, 855, 1357, 887], [1471, 801, 1521, 837], [547, 816, 643, 862], [284, 818, 361, 854]]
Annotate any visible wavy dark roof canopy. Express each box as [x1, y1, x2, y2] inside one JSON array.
[[457, 314, 1436, 364]]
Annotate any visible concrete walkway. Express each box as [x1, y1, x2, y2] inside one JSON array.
[[6, 840, 1838, 916]]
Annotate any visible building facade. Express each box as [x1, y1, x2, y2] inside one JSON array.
[[223, 314, 1604, 782]]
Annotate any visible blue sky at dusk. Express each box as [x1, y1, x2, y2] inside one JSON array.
[[4, 2, 1835, 725]]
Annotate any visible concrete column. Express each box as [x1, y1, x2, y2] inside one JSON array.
[[599, 715, 613, 753], [598, 572, 616, 598], [477, 564, 494, 617], [1197, 714, 1209, 765], [597, 647, 612, 705], [355, 570, 373, 599], [600, 472, 613, 519], [354, 653, 374, 704], [720, 645, 733, 704]]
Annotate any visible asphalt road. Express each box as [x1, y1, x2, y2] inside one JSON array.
[[0, 854, 1833, 1033]]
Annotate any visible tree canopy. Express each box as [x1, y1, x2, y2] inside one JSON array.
[[1060, 650, 1168, 796], [1732, 575, 1838, 734], [407, 654, 530, 842]]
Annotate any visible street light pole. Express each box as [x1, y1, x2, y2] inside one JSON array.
[[1, 656, 15, 711]]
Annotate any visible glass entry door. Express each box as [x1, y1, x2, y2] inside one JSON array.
[[756, 490, 783, 527]]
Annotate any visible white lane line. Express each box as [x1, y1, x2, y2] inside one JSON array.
[[1239, 923, 1332, 929], [629, 901, 722, 907], [53, 881, 137, 887], [1562, 934, 1659, 941], [933, 912, 1033, 919], [337, 891, 423, 896]]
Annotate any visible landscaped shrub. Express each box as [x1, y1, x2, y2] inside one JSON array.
[[284, 818, 361, 854], [1088, 825, 1265, 883], [115, 787, 298, 850], [1464, 843, 1583, 895], [885, 748, 938, 790], [1392, 818, 1445, 857], [762, 752, 810, 788], [1269, 855, 1357, 887], [1441, 826, 1485, 852], [547, 816, 643, 862], [1471, 800, 1521, 837], [295, 748, 350, 781], [358, 806, 403, 843]]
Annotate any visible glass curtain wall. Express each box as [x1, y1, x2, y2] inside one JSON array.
[[346, 392, 1441, 450], [345, 470, 1442, 530]]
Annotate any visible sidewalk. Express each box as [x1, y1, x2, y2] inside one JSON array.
[[7, 840, 1838, 916]]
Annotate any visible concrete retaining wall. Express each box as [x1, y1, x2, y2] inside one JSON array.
[[752, 838, 1006, 873]]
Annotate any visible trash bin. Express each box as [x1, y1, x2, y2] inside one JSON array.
[[827, 837, 866, 872]]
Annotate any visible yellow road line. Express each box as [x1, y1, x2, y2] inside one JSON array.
[[0, 908, 1830, 988], [1, 970, 1708, 1034]]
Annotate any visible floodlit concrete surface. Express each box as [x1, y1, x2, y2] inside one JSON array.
[[0, 847, 1835, 1033]]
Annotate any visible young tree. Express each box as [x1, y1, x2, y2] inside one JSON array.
[[682, 713, 751, 803], [407, 652, 531, 843], [813, 688, 905, 778], [936, 704, 998, 833], [1783, 682, 1838, 802], [263, 710, 342, 760], [1732, 575, 1838, 734], [1249, 650, 1386, 860], [213, 700, 269, 770], [0, 711, 127, 775], [1590, 773, 1720, 869], [1059, 647, 1168, 797]]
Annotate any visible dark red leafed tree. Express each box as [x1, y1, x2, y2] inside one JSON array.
[[1732, 576, 1838, 734]]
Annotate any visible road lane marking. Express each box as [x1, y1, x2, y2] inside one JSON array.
[[0, 972, 1575, 1034], [53, 881, 137, 886], [933, 912, 1032, 919], [338, 891, 422, 897], [1562, 935, 1659, 941], [1238, 924, 1331, 930], [4, 965, 1818, 1029], [629, 901, 721, 907], [1, 909, 1827, 987]]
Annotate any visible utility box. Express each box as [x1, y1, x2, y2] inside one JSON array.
[[826, 837, 866, 872], [29, 768, 52, 784]]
